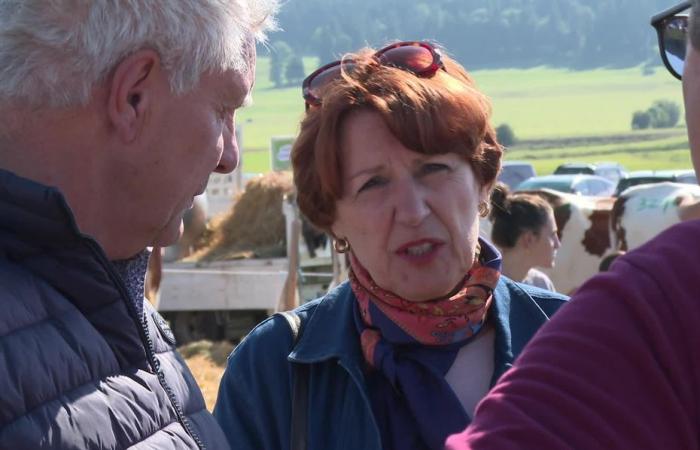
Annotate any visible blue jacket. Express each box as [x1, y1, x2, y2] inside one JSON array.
[[214, 277, 568, 450], [0, 169, 228, 449]]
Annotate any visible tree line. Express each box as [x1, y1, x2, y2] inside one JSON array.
[[267, 0, 672, 85]]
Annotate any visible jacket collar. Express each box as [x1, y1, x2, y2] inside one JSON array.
[[0, 169, 86, 248], [290, 276, 550, 386], [0, 169, 150, 368]]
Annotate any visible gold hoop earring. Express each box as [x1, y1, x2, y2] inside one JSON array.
[[478, 201, 490, 218], [334, 238, 350, 253]]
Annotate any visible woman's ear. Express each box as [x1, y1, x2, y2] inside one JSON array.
[[329, 223, 343, 242], [480, 182, 493, 206], [518, 230, 536, 250]]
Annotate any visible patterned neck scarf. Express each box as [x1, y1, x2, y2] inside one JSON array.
[[350, 237, 502, 450]]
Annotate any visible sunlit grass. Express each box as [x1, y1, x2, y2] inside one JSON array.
[[237, 56, 690, 174]]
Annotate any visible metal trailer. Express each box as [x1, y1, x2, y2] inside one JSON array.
[[154, 194, 346, 344]]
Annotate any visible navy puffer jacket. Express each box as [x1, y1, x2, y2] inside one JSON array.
[[0, 169, 229, 449]]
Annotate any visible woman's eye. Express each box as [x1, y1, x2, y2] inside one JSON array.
[[358, 176, 386, 193], [420, 163, 449, 175]]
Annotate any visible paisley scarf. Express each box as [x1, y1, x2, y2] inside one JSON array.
[[349, 237, 502, 450]]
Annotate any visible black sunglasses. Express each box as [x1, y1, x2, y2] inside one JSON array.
[[302, 41, 445, 109], [651, 1, 691, 80]]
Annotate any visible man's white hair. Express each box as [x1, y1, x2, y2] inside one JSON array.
[[0, 0, 279, 107]]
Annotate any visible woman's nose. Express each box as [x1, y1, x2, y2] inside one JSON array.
[[393, 180, 430, 226]]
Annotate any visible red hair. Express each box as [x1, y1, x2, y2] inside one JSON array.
[[292, 46, 503, 231]]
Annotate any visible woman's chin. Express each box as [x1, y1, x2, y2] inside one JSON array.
[[392, 281, 459, 303]]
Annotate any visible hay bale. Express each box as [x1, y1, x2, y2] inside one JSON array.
[[193, 171, 293, 261]]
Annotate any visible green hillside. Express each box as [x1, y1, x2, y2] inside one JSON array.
[[238, 57, 691, 175]]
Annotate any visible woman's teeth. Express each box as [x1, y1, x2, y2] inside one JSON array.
[[405, 243, 434, 256]]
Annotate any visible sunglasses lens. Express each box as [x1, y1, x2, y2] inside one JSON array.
[[306, 63, 348, 105], [378, 44, 435, 74], [663, 15, 689, 77], [304, 42, 440, 106]]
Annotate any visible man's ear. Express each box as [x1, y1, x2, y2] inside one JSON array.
[[107, 49, 163, 143]]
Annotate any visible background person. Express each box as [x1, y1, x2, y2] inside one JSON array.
[[445, 1, 700, 448], [214, 41, 568, 450], [0, 1, 277, 448], [489, 184, 560, 291]]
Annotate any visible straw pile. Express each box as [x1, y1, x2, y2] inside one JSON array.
[[192, 171, 294, 262], [179, 340, 234, 411]]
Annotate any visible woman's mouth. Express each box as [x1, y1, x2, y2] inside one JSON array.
[[395, 239, 444, 264], [405, 242, 434, 256]]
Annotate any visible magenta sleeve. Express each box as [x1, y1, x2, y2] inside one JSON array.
[[446, 222, 700, 450]]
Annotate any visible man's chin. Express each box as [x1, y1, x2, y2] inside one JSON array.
[[151, 222, 184, 248]]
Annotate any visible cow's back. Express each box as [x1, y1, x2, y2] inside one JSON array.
[[613, 182, 700, 250], [483, 189, 614, 295], [540, 193, 613, 294]]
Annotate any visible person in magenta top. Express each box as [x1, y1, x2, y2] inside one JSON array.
[[445, 1, 700, 448]]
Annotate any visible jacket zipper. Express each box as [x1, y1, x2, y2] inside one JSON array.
[[87, 241, 206, 450]]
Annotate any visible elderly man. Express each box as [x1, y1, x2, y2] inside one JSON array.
[[0, 1, 277, 448], [445, 2, 700, 449]]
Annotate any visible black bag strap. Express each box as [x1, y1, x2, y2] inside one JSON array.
[[276, 311, 308, 450]]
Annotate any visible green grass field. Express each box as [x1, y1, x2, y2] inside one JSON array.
[[237, 56, 692, 175]]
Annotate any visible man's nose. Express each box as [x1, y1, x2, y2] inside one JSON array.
[[215, 121, 239, 174]]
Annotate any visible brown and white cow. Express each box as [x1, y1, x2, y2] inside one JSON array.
[[480, 189, 614, 294], [480, 182, 700, 295], [527, 190, 614, 295], [611, 182, 700, 251]]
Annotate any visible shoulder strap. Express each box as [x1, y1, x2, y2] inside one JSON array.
[[276, 311, 308, 450], [278, 310, 302, 342]]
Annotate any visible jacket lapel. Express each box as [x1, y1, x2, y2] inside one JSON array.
[[491, 277, 551, 383]]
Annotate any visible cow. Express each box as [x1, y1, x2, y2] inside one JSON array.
[[529, 190, 615, 295], [481, 182, 700, 295], [481, 188, 614, 294], [301, 218, 328, 258], [611, 182, 700, 251]]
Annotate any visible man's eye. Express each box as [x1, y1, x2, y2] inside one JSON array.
[[219, 106, 234, 120], [358, 176, 386, 193]]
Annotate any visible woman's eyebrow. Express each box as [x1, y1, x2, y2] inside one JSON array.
[[348, 165, 384, 181]]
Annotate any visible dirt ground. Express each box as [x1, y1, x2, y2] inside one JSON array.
[[179, 340, 234, 411]]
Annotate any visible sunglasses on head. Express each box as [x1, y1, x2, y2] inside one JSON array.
[[302, 41, 445, 108], [651, 1, 691, 80]]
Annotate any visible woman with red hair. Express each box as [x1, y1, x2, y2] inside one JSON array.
[[214, 42, 568, 450]]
